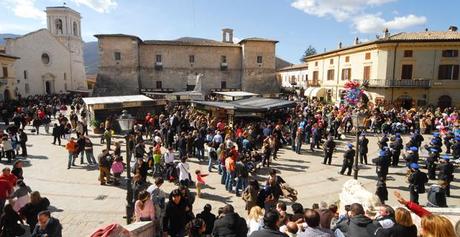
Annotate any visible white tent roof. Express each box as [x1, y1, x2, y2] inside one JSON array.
[[214, 91, 259, 97], [82, 95, 153, 105]]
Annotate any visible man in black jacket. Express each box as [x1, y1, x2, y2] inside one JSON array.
[[18, 129, 28, 157], [249, 209, 287, 237], [52, 123, 62, 145], [323, 136, 336, 165], [339, 144, 355, 176], [359, 133, 369, 165], [372, 149, 391, 181], [212, 204, 248, 237], [335, 203, 377, 237], [438, 156, 454, 197], [31, 210, 62, 237], [196, 204, 216, 236], [389, 133, 403, 167], [408, 163, 428, 204]]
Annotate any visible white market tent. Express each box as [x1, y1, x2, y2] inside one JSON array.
[[213, 91, 259, 101]]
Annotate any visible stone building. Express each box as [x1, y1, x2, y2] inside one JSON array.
[[4, 6, 87, 96], [305, 27, 460, 108], [277, 63, 309, 89], [0, 52, 19, 101], [94, 29, 279, 96]]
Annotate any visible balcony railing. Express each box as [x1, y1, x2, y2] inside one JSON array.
[[308, 80, 320, 87], [355, 79, 431, 88]]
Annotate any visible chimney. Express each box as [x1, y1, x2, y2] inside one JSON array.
[[354, 37, 360, 45], [222, 28, 234, 43], [448, 25, 458, 32], [383, 28, 390, 38], [338, 42, 342, 49]]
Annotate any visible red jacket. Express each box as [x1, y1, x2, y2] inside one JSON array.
[[406, 201, 432, 217], [0, 179, 13, 199], [0, 173, 17, 187]]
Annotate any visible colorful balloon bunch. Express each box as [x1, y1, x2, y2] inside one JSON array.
[[343, 81, 365, 106]]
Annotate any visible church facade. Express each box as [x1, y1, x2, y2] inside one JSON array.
[[94, 29, 279, 96], [4, 6, 87, 97]]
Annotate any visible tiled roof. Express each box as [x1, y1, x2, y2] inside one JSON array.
[[94, 34, 142, 41], [239, 37, 278, 43], [388, 31, 460, 41], [144, 37, 239, 47], [307, 30, 460, 60], [278, 63, 308, 72], [0, 53, 19, 59]]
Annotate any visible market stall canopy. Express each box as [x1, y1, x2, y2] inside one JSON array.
[[193, 97, 295, 112], [166, 91, 205, 101], [232, 97, 295, 110], [83, 95, 155, 110], [304, 87, 326, 98], [213, 91, 259, 101]]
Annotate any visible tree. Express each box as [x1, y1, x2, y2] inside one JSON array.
[[301, 45, 317, 62]]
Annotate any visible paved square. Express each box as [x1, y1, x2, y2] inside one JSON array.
[[3, 124, 459, 236]]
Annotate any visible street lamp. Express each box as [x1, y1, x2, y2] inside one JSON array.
[[117, 110, 135, 224], [352, 110, 366, 180]]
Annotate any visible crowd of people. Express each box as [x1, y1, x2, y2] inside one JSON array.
[[0, 93, 459, 237]]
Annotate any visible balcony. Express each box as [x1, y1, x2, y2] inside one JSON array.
[[356, 79, 431, 88], [307, 80, 320, 87]]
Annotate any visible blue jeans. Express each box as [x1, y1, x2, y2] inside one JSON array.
[[225, 171, 235, 192], [85, 150, 97, 164], [154, 163, 160, 174], [208, 157, 214, 172], [291, 137, 296, 151], [218, 162, 223, 175], [295, 139, 302, 154], [67, 153, 73, 168], [221, 167, 227, 185], [196, 148, 204, 160], [235, 176, 248, 195], [79, 150, 85, 164]]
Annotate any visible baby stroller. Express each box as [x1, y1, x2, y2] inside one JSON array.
[[165, 162, 178, 183], [281, 183, 298, 202]]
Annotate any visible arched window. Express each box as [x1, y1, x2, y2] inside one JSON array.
[[73, 22, 78, 36], [55, 19, 63, 34]]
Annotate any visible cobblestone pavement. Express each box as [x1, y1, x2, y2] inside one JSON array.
[[1, 125, 459, 236]]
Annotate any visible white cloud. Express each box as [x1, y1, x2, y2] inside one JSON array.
[[353, 14, 427, 33], [385, 14, 427, 30], [291, 0, 427, 33], [3, 0, 45, 21], [291, 0, 396, 22], [72, 0, 117, 13]]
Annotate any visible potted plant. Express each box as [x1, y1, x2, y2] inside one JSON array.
[[90, 119, 103, 134]]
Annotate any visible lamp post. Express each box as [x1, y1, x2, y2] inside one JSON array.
[[352, 110, 366, 180], [118, 110, 135, 224]]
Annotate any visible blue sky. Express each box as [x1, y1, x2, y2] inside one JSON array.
[[1, 0, 459, 63]]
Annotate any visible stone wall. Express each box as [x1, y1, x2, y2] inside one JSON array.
[[241, 41, 279, 94], [95, 36, 281, 96], [95, 37, 140, 96], [125, 221, 154, 237], [138, 44, 242, 92]]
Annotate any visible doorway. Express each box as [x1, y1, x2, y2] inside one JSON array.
[[45, 81, 52, 94], [3, 89, 10, 101], [438, 95, 452, 109]]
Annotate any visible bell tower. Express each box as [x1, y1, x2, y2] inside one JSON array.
[[45, 6, 87, 90]]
